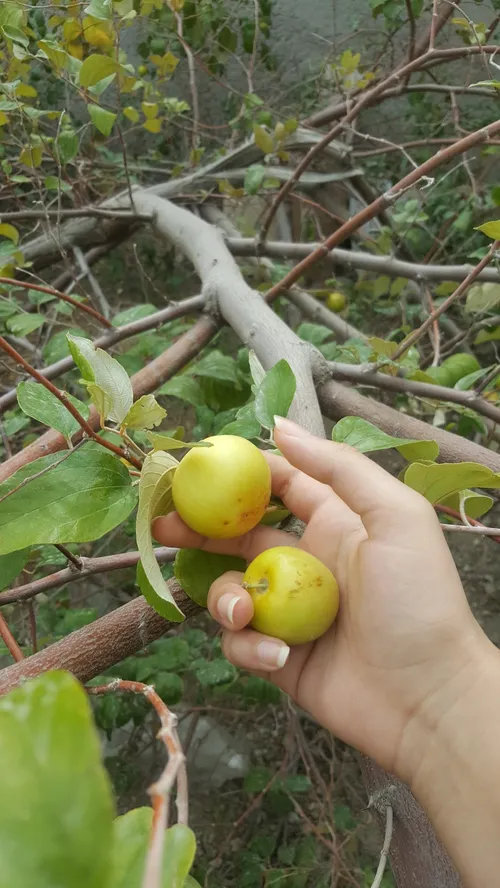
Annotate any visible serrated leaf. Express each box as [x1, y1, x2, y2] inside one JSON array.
[[136, 451, 183, 621], [6, 313, 45, 336], [0, 443, 137, 555], [147, 432, 210, 451], [0, 671, 114, 888], [67, 334, 133, 424], [17, 381, 89, 440], [253, 123, 274, 155], [192, 658, 237, 686], [88, 104, 116, 135], [174, 548, 246, 607], [332, 417, 439, 462], [0, 548, 30, 592], [404, 461, 500, 504], [158, 375, 205, 406], [122, 394, 166, 431], [0, 224, 19, 244], [254, 360, 296, 430], [475, 220, 500, 239]]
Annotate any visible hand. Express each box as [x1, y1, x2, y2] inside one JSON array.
[[153, 416, 491, 781]]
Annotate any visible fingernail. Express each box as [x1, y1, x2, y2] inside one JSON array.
[[218, 592, 241, 625], [257, 640, 290, 669], [273, 416, 309, 437]]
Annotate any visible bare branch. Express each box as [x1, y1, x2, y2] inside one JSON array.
[[0, 208, 153, 222], [73, 246, 111, 320], [0, 294, 205, 412], [370, 806, 394, 888], [263, 119, 500, 301], [225, 237, 500, 285], [0, 547, 177, 605], [0, 276, 112, 328], [0, 613, 24, 662]]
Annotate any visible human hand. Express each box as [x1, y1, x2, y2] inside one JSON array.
[[153, 416, 491, 781]]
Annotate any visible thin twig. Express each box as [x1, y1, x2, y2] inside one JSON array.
[[429, 0, 441, 51], [0, 612, 24, 662], [174, 11, 199, 150], [435, 504, 500, 543], [0, 276, 111, 328], [474, 364, 500, 396], [405, 0, 416, 62], [0, 208, 153, 222], [87, 680, 187, 888], [73, 246, 111, 320], [26, 601, 37, 654], [54, 544, 83, 570], [0, 547, 178, 604], [386, 241, 500, 364], [370, 805, 393, 888], [0, 337, 142, 469]]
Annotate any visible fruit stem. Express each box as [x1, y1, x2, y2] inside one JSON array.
[[242, 578, 269, 594]]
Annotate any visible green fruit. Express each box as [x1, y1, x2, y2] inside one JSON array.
[[326, 291, 346, 312], [138, 64, 148, 75], [244, 546, 339, 646], [149, 38, 166, 54], [172, 436, 271, 539], [427, 353, 481, 387]]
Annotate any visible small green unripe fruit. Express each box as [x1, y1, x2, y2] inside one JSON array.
[[326, 291, 346, 312], [137, 64, 148, 76], [244, 546, 339, 645], [172, 436, 271, 539]]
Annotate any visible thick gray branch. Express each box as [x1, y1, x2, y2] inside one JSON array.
[[131, 192, 324, 435]]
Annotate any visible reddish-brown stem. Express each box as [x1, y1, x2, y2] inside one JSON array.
[[263, 121, 500, 301], [259, 45, 499, 242], [26, 601, 37, 654], [0, 612, 24, 662], [0, 336, 142, 470], [0, 276, 111, 328]]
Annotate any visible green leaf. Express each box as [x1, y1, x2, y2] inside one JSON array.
[[87, 382, 113, 420], [218, 401, 261, 439], [244, 164, 266, 195], [158, 375, 205, 406], [6, 313, 45, 336], [332, 417, 439, 462], [297, 323, 332, 346], [465, 282, 500, 314], [153, 671, 183, 703], [0, 549, 30, 592], [439, 489, 493, 520], [80, 55, 120, 87], [112, 304, 156, 326], [153, 636, 190, 671], [17, 380, 90, 439], [147, 432, 210, 451], [475, 220, 500, 239], [88, 104, 117, 136], [0, 443, 137, 556], [163, 824, 197, 888], [248, 349, 266, 387], [187, 350, 240, 385], [404, 461, 500, 504], [136, 451, 183, 621], [454, 366, 497, 391], [56, 128, 78, 165], [253, 123, 274, 155], [191, 657, 237, 687], [44, 175, 72, 192], [474, 326, 500, 345], [0, 223, 20, 244], [122, 394, 166, 431], [85, 0, 113, 19], [67, 334, 133, 423], [244, 765, 272, 794], [254, 360, 296, 430], [109, 808, 152, 888], [0, 671, 114, 888], [174, 548, 246, 607]]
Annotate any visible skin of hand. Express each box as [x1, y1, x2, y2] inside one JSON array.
[[154, 416, 500, 885]]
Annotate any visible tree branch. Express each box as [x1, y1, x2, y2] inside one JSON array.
[[225, 238, 500, 285], [0, 613, 24, 662], [0, 547, 178, 605], [263, 118, 500, 301], [0, 294, 205, 412], [0, 276, 112, 328], [0, 585, 201, 696]]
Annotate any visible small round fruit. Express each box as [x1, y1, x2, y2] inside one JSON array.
[[426, 353, 480, 388], [137, 64, 148, 76], [244, 546, 339, 646], [172, 435, 271, 539], [326, 291, 346, 312]]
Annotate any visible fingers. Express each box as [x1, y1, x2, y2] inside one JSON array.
[[153, 512, 298, 561], [274, 416, 434, 539], [207, 571, 252, 629], [265, 452, 355, 526]]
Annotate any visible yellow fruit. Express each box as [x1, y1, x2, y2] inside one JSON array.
[[172, 435, 271, 539], [244, 546, 339, 645], [138, 64, 148, 76], [326, 291, 346, 312]]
